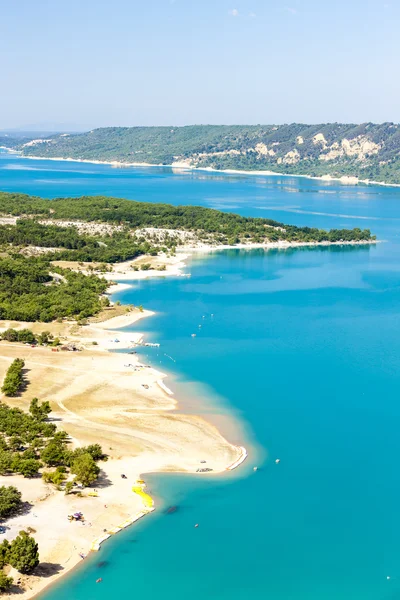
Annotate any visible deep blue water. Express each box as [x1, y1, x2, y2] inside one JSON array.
[[2, 151, 400, 599]]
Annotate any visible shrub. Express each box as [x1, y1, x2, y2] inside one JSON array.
[[8, 531, 39, 574], [0, 539, 10, 568], [0, 486, 22, 520], [17, 459, 41, 478], [0, 570, 13, 592]]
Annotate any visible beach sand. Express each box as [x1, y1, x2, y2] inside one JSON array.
[[0, 255, 246, 598]]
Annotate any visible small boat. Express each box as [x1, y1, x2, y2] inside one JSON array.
[[96, 578, 102, 583], [275, 459, 281, 464], [194, 524, 199, 528], [191, 334, 196, 337], [253, 466, 258, 471]]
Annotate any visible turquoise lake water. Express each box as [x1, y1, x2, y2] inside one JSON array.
[[2, 151, 400, 599]]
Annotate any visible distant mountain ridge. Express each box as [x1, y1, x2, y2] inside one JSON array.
[[16, 123, 400, 184]]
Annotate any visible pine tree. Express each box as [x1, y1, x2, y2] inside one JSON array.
[[8, 531, 39, 574]]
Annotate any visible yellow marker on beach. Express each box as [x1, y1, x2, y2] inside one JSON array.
[[132, 483, 154, 508]]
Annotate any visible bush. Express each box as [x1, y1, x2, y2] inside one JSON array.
[[0, 570, 13, 592], [86, 444, 106, 461], [17, 459, 41, 478], [8, 531, 39, 574], [0, 452, 12, 476], [0, 486, 22, 520], [42, 466, 66, 486], [64, 481, 74, 495]]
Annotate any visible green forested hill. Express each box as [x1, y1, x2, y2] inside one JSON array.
[[0, 192, 375, 246], [17, 123, 400, 184]]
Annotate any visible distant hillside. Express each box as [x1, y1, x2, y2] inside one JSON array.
[[18, 123, 400, 184], [0, 135, 32, 149]]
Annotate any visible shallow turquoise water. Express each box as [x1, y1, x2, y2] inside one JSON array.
[[2, 151, 400, 599]]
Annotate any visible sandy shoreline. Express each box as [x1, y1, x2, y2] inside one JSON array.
[[12, 151, 400, 188], [0, 252, 249, 599]]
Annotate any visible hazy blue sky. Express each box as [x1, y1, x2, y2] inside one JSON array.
[[1, 0, 399, 130]]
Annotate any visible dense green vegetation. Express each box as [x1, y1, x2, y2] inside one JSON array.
[[0, 218, 160, 263], [0, 255, 108, 321], [18, 123, 400, 184], [1, 359, 25, 397], [7, 530, 39, 574], [0, 400, 105, 486], [0, 192, 375, 246]]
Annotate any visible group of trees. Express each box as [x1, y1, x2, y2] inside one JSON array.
[[0, 488, 39, 589], [40, 436, 103, 486], [0, 255, 108, 322], [0, 328, 58, 346], [0, 399, 56, 478], [1, 359, 25, 397], [0, 219, 162, 263], [0, 400, 104, 484]]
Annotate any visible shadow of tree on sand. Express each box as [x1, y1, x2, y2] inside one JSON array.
[[34, 562, 64, 578]]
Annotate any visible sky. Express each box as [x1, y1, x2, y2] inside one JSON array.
[[1, 0, 399, 130]]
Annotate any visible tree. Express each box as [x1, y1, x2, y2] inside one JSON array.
[[0, 452, 12, 476], [0, 570, 13, 592], [71, 453, 100, 486], [64, 481, 74, 495], [0, 540, 10, 569], [0, 329, 18, 343], [17, 459, 41, 478], [8, 531, 39, 574], [29, 398, 51, 421], [37, 331, 52, 345], [86, 444, 105, 461], [40, 440, 66, 466], [0, 486, 22, 520]]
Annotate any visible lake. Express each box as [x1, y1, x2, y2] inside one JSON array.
[[2, 150, 400, 599]]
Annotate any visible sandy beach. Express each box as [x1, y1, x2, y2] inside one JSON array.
[[0, 253, 247, 599]]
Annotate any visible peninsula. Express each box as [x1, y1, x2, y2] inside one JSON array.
[[0, 192, 375, 598]]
